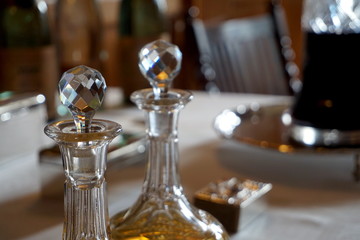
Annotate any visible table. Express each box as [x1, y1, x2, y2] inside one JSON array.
[[1, 91, 360, 240]]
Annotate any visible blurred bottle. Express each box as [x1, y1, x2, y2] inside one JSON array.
[[117, 0, 169, 100], [55, 0, 102, 74], [0, 0, 58, 120], [290, 0, 360, 146]]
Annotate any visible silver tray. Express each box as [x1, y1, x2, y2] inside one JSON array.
[[213, 102, 360, 154], [213, 103, 360, 181]]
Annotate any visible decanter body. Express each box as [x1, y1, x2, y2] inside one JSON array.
[[110, 40, 229, 240]]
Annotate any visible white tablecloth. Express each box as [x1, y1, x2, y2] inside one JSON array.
[[1, 91, 360, 240]]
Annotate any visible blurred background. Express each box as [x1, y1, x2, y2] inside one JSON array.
[[0, 0, 303, 118], [54, 0, 303, 92]]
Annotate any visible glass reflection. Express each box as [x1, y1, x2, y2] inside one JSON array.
[[214, 110, 241, 136]]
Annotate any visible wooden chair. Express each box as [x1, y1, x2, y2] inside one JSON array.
[[191, 0, 300, 95]]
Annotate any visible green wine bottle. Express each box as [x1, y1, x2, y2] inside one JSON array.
[[117, 0, 169, 100], [0, 0, 58, 120]]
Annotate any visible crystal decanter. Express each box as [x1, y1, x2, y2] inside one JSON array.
[[44, 65, 122, 240], [290, 0, 360, 146], [110, 40, 229, 240]]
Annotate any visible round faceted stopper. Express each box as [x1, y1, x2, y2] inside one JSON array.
[[138, 40, 182, 95], [59, 65, 107, 113]]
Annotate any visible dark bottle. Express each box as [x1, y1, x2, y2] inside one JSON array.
[[55, 0, 102, 74], [117, 0, 169, 100], [0, 0, 59, 120], [290, 0, 360, 146]]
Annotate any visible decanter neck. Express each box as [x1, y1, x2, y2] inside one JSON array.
[[60, 142, 110, 240], [143, 108, 182, 195], [131, 89, 192, 196], [44, 120, 121, 240]]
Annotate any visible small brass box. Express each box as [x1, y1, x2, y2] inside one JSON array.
[[194, 178, 272, 233]]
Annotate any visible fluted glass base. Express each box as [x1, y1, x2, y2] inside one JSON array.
[[64, 181, 110, 240]]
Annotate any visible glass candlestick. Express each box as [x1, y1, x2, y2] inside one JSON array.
[[110, 40, 229, 240], [45, 65, 122, 240]]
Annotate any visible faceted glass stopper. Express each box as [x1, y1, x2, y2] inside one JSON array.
[[59, 65, 107, 132], [138, 39, 182, 98]]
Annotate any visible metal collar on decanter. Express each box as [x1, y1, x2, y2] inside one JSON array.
[[131, 88, 193, 111], [45, 119, 122, 143]]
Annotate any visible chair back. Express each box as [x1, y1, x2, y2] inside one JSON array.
[[192, 1, 300, 95]]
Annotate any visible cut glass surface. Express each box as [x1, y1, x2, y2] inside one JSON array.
[[59, 65, 106, 113], [138, 40, 182, 94]]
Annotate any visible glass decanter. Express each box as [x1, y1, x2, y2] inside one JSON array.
[[110, 40, 229, 240], [44, 65, 122, 240], [290, 0, 360, 146]]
